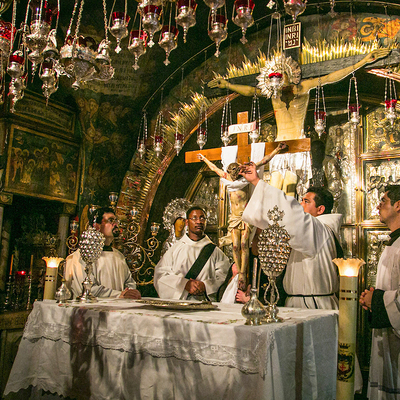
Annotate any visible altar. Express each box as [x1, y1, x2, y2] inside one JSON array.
[[4, 300, 338, 400]]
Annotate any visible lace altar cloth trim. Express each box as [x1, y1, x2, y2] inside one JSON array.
[[22, 301, 336, 377]]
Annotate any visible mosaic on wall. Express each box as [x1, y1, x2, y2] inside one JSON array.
[[365, 106, 400, 152], [5, 126, 80, 203]]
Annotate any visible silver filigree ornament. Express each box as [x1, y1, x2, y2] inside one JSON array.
[[78, 226, 105, 302], [257, 206, 291, 323]]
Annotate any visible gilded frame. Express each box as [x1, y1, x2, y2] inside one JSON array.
[[4, 125, 80, 204]]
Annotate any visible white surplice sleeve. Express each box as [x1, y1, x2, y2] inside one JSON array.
[[242, 180, 333, 257], [153, 244, 189, 300]]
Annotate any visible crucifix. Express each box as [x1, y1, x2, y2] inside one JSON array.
[[185, 112, 310, 166], [185, 111, 310, 288]]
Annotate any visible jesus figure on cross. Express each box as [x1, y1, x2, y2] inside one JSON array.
[[198, 142, 286, 286]]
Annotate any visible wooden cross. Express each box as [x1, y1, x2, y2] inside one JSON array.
[[185, 111, 310, 165]]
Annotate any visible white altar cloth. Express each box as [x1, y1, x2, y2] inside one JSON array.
[[5, 299, 338, 400]]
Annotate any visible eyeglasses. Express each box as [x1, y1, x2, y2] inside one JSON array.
[[189, 216, 206, 222], [103, 217, 118, 225]]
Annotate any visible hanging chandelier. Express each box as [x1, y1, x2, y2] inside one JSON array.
[[283, 0, 306, 22]]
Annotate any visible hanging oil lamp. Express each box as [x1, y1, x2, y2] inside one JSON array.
[[208, 13, 227, 58], [283, 0, 306, 22], [109, 12, 130, 53], [384, 75, 398, 126], [197, 101, 207, 150], [159, 25, 178, 66], [314, 83, 326, 137], [137, 112, 148, 160], [220, 96, 232, 146], [174, 108, 184, 155], [268, 72, 283, 98], [24, 0, 58, 75], [7, 51, 26, 111], [347, 73, 360, 127], [249, 93, 261, 143], [153, 111, 164, 157], [128, 30, 147, 70], [40, 60, 57, 104], [204, 0, 225, 13], [232, 0, 254, 44], [175, 0, 197, 43], [0, 19, 14, 72], [140, 3, 162, 48]]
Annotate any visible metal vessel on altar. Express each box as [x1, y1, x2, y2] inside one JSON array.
[[385, 99, 397, 126], [141, 4, 162, 48], [284, 0, 306, 22], [232, 0, 254, 44], [110, 12, 130, 53], [78, 226, 105, 303], [175, 0, 197, 43], [208, 14, 227, 58], [159, 25, 178, 66], [128, 30, 147, 70], [257, 206, 291, 323]]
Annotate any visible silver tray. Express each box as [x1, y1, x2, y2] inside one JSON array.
[[135, 299, 218, 310]]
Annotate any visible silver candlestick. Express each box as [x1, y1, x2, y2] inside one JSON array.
[[78, 226, 105, 303], [241, 259, 266, 325], [257, 206, 291, 323]]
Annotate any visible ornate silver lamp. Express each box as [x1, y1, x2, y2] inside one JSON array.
[[78, 225, 105, 302], [257, 206, 291, 323]]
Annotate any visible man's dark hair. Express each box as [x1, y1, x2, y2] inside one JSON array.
[[306, 186, 334, 214], [186, 205, 206, 219], [385, 185, 400, 205], [89, 207, 115, 225]]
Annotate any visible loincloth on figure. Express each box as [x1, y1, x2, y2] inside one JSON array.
[[219, 212, 252, 247], [269, 151, 312, 183]]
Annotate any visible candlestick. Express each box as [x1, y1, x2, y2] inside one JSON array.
[[9, 254, 13, 275], [333, 257, 365, 400], [252, 258, 258, 289], [42, 257, 63, 300], [29, 254, 33, 276]]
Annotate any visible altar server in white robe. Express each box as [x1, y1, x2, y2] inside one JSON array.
[[240, 161, 342, 310], [154, 206, 230, 301], [360, 185, 400, 400], [65, 207, 141, 299]]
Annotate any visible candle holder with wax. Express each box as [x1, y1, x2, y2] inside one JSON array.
[[333, 257, 365, 400], [42, 256, 64, 300]]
